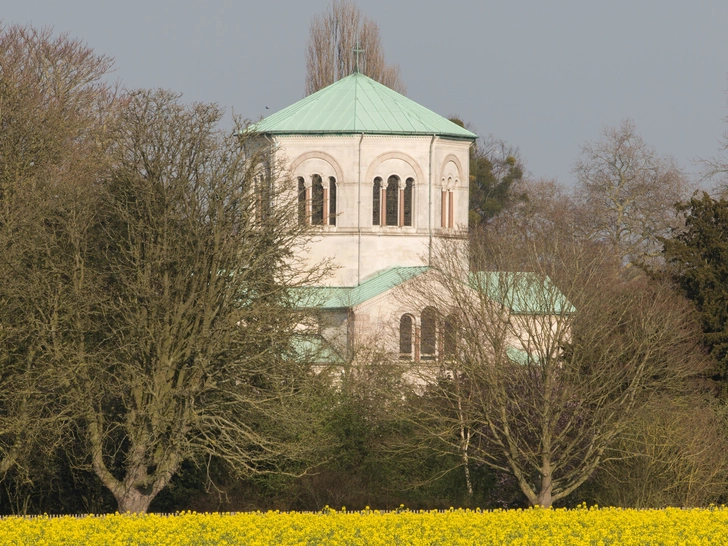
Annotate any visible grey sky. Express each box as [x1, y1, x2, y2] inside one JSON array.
[[4, 0, 728, 187]]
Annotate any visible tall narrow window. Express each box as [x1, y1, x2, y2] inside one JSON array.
[[373, 177, 382, 225], [448, 190, 454, 229], [297, 177, 306, 225], [257, 175, 272, 223], [444, 315, 458, 359], [404, 178, 413, 226], [328, 176, 337, 226], [386, 175, 399, 226], [311, 175, 324, 225], [441, 189, 447, 228], [399, 314, 414, 360], [254, 176, 262, 224], [421, 306, 438, 361]]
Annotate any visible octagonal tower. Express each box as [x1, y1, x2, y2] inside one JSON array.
[[253, 72, 476, 287]]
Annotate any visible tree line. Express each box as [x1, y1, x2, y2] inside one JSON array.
[[1, 12, 728, 515], [0, 24, 333, 514]]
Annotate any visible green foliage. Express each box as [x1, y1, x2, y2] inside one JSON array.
[[663, 192, 728, 382], [469, 151, 524, 228]]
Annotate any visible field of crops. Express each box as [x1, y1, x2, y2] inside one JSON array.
[[1, 506, 727, 545]]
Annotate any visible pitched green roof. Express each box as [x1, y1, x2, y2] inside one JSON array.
[[469, 272, 576, 315], [294, 267, 573, 315], [294, 266, 430, 309], [250, 72, 477, 140]]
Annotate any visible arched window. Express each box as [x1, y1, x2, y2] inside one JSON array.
[[297, 177, 306, 225], [443, 314, 458, 359], [421, 306, 438, 361], [386, 175, 399, 226], [328, 176, 337, 226], [399, 314, 414, 360], [255, 175, 273, 223], [403, 178, 413, 227], [311, 175, 324, 225], [373, 177, 382, 226], [441, 183, 455, 229]]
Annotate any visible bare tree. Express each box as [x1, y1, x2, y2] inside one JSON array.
[[589, 395, 728, 508], [305, 0, 405, 95], [0, 24, 116, 488], [60, 90, 330, 513], [403, 212, 708, 507], [573, 120, 690, 268]]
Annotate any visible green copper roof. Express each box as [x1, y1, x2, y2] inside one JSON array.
[[294, 266, 430, 309], [251, 72, 477, 140], [469, 272, 576, 315], [294, 267, 573, 315]]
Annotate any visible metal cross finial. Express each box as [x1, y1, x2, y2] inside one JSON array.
[[353, 41, 364, 73]]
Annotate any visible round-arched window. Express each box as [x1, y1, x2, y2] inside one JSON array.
[[399, 314, 414, 360], [373, 177, 382, 226], [386, 175, 399, 226], [421, 306, 438, 361]]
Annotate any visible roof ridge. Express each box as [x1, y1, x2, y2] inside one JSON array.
[[353, 72, 359, 132], [250, 72, 477, 139]]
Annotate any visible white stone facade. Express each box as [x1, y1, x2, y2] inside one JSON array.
[[274, 134, 471, 287]]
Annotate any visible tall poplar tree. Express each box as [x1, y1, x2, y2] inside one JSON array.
[[305, 0, 405, 95]]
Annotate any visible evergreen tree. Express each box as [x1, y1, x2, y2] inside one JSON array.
[[663, 192, 728, 382]]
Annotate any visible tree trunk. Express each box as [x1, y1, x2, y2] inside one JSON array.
[[537, 467, 554, 508], [458, 398, 473, 497], [463, 453, 473, 497], [88, 415, 179, 513], [116, 488, 155, 514], [537, 486, 553, 508]]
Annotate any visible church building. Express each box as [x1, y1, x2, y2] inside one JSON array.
[[254, 71, 476, 285], [253, 70, 561, 365], [252, 70, 477, 362]]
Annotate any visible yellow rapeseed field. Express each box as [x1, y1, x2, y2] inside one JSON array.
[[1, 505, 726, 545]]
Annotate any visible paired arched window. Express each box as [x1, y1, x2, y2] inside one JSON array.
[[297, 175, 337, 226], [373, 176, 414, 227], [441, 184, 455, 229], [399, 309, 459, 362]]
